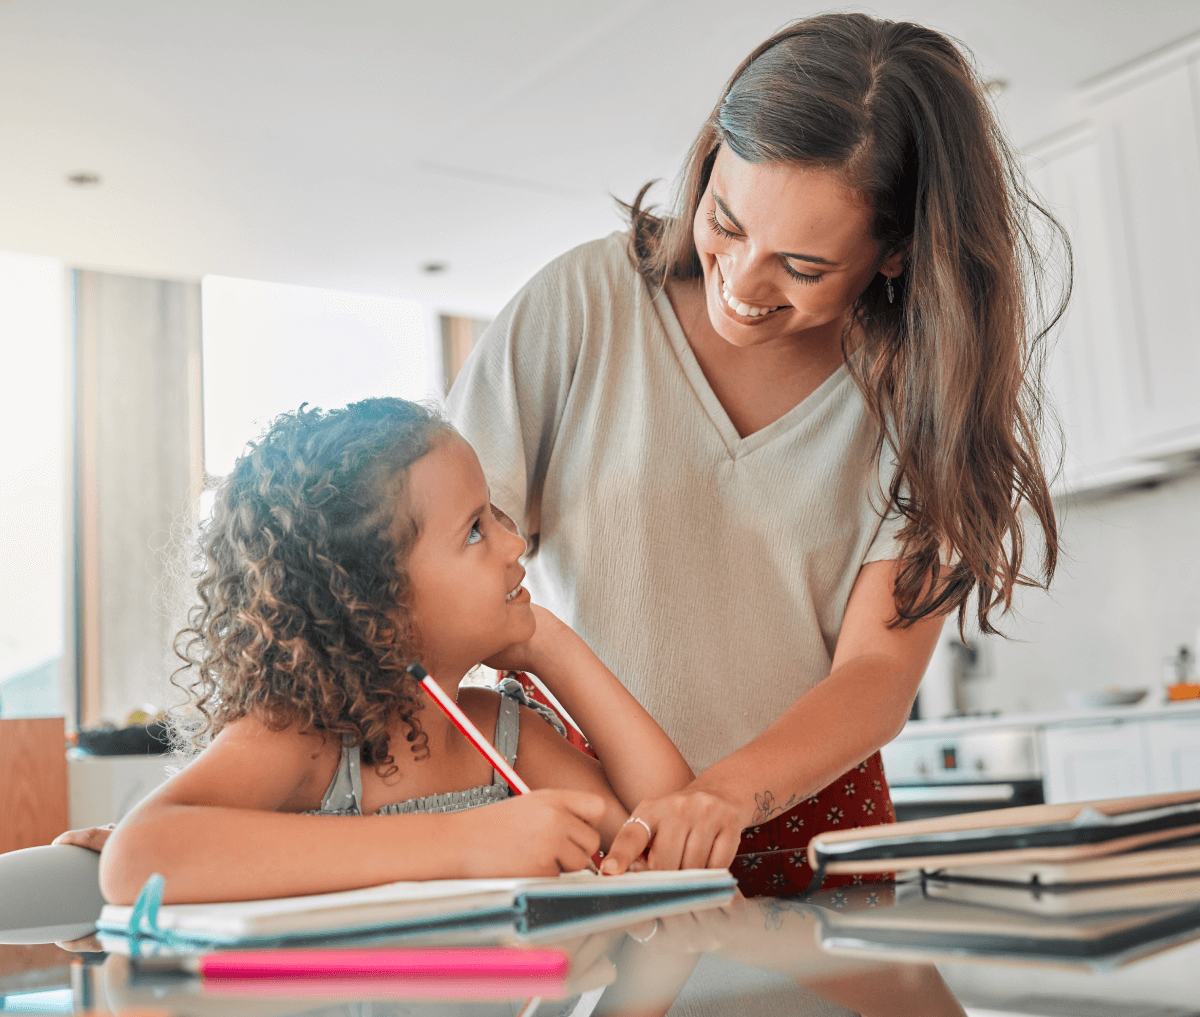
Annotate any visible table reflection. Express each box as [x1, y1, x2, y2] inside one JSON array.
[[6, 881, 1200, 1017]]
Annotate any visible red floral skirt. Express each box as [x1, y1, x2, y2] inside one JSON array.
[[506, 672, 897, 897], [732, 751, 896, 897]]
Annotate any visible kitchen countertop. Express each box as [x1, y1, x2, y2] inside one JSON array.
[[898, 697, 1200, 739]]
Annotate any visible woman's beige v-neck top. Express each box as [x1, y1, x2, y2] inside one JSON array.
[[446, 232, 904, 773]]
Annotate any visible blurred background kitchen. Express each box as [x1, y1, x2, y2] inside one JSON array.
[[3, 1, 1200, 847]]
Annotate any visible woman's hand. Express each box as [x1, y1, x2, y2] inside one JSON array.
[[623, 892, 745, 956], [483, 602, 570, 675], [451, 787, 605, 877], [600, 786, 744, 875], [52, 824, 116, 853]]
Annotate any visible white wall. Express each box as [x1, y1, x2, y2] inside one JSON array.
[[965, 470, 1200, 714]]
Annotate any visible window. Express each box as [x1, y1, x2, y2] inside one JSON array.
[[201, 277, 429, 485], [0, 251, 67, 718]]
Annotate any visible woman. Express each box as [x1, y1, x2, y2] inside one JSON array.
[[448, 12, 1065, 895]]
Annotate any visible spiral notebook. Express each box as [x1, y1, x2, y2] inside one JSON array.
[[97, 868, 737, 948]]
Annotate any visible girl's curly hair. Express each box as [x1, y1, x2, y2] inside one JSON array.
[[171, 397, 453, 776]]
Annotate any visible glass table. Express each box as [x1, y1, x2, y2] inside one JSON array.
[[3, 881, 1198, 1017]]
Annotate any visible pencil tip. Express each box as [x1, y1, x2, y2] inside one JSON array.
[[406, 662, 428, 680]]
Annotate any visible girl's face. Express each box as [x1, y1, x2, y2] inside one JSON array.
[[692, 146, 903, 349], [403, 436, 534, 679]]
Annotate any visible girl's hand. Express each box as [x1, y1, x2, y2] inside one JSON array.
[[483, 603, 570, 675], [600, 788, 744, 875], [452, 788, 605, 877], [52, 824, 116, 853]]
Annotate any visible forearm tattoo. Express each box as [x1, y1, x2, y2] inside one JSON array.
[[751, 790, 798, 825], [757, 896, 819, 930]]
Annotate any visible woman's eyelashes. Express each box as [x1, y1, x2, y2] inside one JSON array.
[[706, 208, 823, 285], [707, 207, 739, 241], [781, 261, 822, 285], [467, 519, 483, 545]]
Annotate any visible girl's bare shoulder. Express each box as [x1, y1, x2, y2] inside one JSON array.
[[173, 713, 341, 813], [214, 711, 334, 757]]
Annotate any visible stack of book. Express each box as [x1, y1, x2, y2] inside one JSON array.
[[807, 790, 1200, 968]]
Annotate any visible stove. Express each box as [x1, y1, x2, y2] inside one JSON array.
[[881, 725, 1044, 821]]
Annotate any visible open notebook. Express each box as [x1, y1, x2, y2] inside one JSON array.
[[98, 868, 738, 948]]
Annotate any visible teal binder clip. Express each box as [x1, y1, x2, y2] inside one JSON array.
[[126, 872, 166, 953]]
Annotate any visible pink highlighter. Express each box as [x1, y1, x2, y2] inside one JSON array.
[[189, 946, 568, 980]]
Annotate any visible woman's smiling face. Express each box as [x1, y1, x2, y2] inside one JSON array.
[[693, 146, 902, 349], [403, 435, 534, 678]]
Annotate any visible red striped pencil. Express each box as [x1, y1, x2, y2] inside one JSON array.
[[408, 663, 531, 795], [408, 662, 601, 872]]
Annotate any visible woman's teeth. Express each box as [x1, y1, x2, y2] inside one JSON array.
[[721, 278, 779, 318], [505, 585, 523, 603]]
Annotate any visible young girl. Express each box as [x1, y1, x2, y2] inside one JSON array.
[[99, 397, 694, 905]]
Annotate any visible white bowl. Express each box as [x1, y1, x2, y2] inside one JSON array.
[[1067, 688, 1150, 709]]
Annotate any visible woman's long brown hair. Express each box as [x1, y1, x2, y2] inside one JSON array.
[[624, 13, 1069, 635], [171, 398, 453, 773]]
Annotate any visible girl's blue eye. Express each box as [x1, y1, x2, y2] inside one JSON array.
[[467, 520, 483, 545]]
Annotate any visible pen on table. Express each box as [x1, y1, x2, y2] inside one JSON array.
[[407, 661, 602, 872], [133, 946, 569, 979]]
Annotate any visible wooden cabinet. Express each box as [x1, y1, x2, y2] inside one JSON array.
[[0, 718, 68, 854], [1042, 721, 1153, 804]]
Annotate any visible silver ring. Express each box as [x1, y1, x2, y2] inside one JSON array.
[[629, 918, 659, 944], [624, 815, 652, 839]]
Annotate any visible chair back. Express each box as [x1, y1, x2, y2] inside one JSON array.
[[0, 844, 105, 944]]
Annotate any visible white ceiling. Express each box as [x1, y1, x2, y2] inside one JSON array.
[[2, 0, 1199, 316]]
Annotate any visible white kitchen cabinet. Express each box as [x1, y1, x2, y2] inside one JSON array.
[[1022, 37, 1200, 493], [1088, 49, 1200, 453], [1042, 722, 1153, 805], [1145, 714, 1200, 793], [67, 753, 171, 828], [1026, 131, 1141, 491]]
